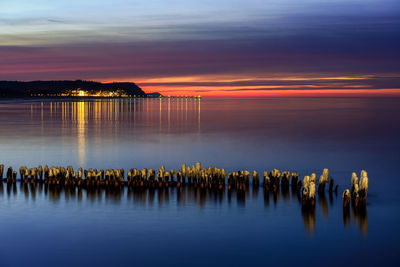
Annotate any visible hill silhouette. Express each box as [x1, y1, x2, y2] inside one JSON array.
[[0, 80, 152, 97]]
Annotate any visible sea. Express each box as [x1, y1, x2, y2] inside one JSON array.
[[0, 97, 399, 266]]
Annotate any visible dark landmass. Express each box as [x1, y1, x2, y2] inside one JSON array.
[[0, 80, 162, 98]]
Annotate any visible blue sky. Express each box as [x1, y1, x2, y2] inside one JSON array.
[[0, 0, 399, 95], [2, 0, 398, 44]]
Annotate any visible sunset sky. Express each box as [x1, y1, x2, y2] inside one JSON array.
[[1, 0, 399, 96]]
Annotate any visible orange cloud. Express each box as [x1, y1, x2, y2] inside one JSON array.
[[131, 74, 400, 97]]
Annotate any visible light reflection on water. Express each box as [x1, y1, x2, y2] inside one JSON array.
[[0, 181, 367, 236], [0, 97, 399, 266]]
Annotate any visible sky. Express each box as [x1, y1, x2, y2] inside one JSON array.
[[0, 0, 399, 96]]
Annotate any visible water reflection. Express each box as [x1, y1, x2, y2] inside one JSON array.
[[318, 193, 329, 220], [77, 102, 86, 166], [0, 181, 368, 235], [26, 98, 203, 166], [302, 205, 316, 235], [350, 201, 368, 236], [29, 98, 202, 132]]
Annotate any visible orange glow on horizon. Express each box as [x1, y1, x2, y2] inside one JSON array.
[[140, 87, 400, 97], [100, 74, 400, 97]]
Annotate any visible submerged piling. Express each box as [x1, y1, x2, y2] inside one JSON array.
[[343, 170, 369, 211], [0, 163, 370, 213]]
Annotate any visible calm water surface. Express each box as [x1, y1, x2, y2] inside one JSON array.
[[0, 97, 399, 266]]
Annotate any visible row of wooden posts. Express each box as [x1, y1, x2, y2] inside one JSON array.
[[0, 164, 368, 208]]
